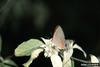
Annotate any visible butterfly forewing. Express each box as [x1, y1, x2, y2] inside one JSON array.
[[52, 26, 65, 49]]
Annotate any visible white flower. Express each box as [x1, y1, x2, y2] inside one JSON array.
[[90, 54, 99, 67], [15, 26, 87, 67], [41, 38, 62, 67], [23, 37, 62, 67], [90, 54, 99, 63], [63, 40, 87, 66]]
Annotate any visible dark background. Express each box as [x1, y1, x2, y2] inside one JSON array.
[[0, 0, 100, 67]]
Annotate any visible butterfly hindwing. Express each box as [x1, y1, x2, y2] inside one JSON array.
[[52, 26, 65, 49]]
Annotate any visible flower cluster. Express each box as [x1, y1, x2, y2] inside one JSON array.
[[15, 25, 99, 67]]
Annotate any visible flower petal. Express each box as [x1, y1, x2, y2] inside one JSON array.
[[90, 54, 99, 63], [50, 54, 62, 67], [23, 48, 43, 67], [41, 37, 51, 45], [63, 59, 74, 67], [63, 49, 73, 64], [73, 44, 87, 57]]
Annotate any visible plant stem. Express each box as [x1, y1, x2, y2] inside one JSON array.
[[71, 57, 90, 63]]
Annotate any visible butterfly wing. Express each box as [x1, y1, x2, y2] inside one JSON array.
[[52, 26, 65, 49]]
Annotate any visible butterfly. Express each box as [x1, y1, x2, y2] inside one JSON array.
[[51, 25, 65, 49], [50, 25, 65, 67], [50, 25, 86, 67], [41, 25, 66, 57]]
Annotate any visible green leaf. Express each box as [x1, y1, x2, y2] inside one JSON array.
[[2, 65, 12, 67], [0, 63, 4, 67], [0, 63, 11, 67], [15, 39, 44, 56], [3, 58, 18, 67]]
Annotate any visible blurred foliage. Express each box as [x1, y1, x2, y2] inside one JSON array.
[[0, 35, 17, 67], [0, 35, 2, 53], [0, 57, 18, 67], [0, 0, 49, 31]]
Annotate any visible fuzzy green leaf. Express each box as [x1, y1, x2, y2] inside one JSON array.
[[15, 39, 44, 56]]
